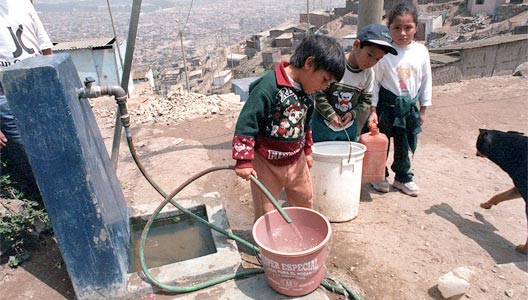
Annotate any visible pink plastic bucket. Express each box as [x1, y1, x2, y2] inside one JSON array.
[[252, 207, 332, 296]]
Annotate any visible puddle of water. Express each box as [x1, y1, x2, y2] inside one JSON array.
[[129, 206, 217, 272]]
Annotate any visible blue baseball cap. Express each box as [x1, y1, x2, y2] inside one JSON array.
[[357, 23, 398, 55]]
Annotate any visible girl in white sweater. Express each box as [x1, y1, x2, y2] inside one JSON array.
[[368, 2, 432, 197]]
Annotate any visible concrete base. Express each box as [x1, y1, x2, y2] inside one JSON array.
[[126, 192, 242, 297]]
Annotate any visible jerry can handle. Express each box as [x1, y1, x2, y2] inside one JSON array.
[[369, 123, 380, 135]]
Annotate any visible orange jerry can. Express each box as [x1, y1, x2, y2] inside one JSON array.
[[359, 124, 388, 183]]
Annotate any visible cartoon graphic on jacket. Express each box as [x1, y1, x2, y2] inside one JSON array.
[[334, 90, 353, 112], [232, 61, 314, 168]]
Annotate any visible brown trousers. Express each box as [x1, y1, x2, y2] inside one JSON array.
[[250, 152, 313, 221]]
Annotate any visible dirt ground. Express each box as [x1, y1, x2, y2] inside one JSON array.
[[1, 74, 527, 300]]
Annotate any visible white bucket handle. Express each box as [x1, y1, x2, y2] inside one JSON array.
[[343, 129, 354, 163], [340, 130, 357, 174]]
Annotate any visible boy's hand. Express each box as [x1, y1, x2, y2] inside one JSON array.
[[341, 112, 353, 125], [0, 130, 7, 149], [305, 154, 313, 169], [235, 167, 257, 181], [330, 115, 342, 127], [419, 107, 427, 126], [368, 111, 379, 128]]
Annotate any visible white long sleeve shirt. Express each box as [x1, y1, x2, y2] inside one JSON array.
[[371, 41, 432, 107], [0, 0, 52, 68]]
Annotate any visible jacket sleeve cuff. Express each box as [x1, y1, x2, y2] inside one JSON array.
[[235, 160, 253, 169]]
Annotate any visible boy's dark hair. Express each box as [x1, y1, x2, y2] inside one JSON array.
[[290, 35, 345, 82], [387, 2, 418, 26], [360, 41, 390, 55]]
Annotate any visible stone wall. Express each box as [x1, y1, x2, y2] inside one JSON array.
[[430, 36, 528, 85], [461, 41, 527, 78], [432, 60, 463, 86]]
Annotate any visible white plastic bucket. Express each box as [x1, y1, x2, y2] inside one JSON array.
[[311, 141, 366, 222]]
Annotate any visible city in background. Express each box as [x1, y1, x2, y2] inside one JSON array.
[[33, 0, 528, 96]]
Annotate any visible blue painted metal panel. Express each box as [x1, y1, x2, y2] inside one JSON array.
[[1, 53, 129, 300]]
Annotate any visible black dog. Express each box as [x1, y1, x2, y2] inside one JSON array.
[[476, 129, 527, 254]]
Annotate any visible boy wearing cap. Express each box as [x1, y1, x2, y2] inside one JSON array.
[[311, 23, 397, 143]]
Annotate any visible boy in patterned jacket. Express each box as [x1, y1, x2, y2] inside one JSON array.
[[311, 24, 398, 143], [232, 35, 345, 221]]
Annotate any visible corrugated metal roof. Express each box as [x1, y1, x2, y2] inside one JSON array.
[[227, 53, 247, 61], [430, 53, 461, 64], [306, 9, 332, 16], [188, 69, 203, 77], [53, 37, 115, 51], [430, 34, 528, 51], [272, 22, 297, 32], [216, 70, 232, 77], [276, 32, 294, 40]]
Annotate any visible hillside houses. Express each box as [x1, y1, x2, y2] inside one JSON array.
[[146, 0, 528, 100]]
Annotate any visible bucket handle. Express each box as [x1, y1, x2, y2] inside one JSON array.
[[340, 126, 359, 172], [343, 128, 353, 163]]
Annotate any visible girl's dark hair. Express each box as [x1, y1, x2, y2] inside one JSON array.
[[387, 2, 418, 26], [290, 35, 345, 82]]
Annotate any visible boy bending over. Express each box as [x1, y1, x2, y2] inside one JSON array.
[[232, 35, 345, 221]]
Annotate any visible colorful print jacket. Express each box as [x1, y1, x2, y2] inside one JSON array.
[[232, 61, 314, 168]]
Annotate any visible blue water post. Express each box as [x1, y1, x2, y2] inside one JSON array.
[[1, 53, 130, 300]]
